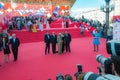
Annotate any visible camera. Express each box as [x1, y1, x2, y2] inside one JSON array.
[[75, 63, 120, 80], [96, 54, 113, 74], [81, 72, 120, 80], [56, 73, 64, 80], [77, 64, 82, 73], [106, 40, 120, 56], [74, 64, 82, 80], [81, 72, 104, 80]]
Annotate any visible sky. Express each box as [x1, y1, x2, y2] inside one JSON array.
[[70, 0, 105, 16], [71, 0, 105, 10]]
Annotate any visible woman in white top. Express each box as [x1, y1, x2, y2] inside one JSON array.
[[62, 21, 65, 28], [39, 19, 43, 31], [44, 17, 47, 25], [74, 21, 77, 28], [46, 21, 50, 29]]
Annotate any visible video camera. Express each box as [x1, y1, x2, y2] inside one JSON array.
[[74, 64, 82, 80], [96, 54, 113, 74], [106, 40, 120, 56], [79, 72, 120, 80], [74, 55, 120, 80], [74, 63, 120, 80]]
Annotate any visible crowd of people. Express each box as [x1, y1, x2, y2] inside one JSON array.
[[51, 55, 120, 80], [44, 30, 71, 54], [1, 15, 108, 38], [7, 16, 51, 32], [76, 55, 120, 80], [0, 31, 20, 66], [69, 16, 108, 37], [7, 15, 72, 32]]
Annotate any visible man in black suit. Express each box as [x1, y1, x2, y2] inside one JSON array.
[[66, 20, 69, 28], [10, 34, 20, 61], [64, 31, 71, 53], [51, 32, 57, 54], [44, 32, 51, 54]]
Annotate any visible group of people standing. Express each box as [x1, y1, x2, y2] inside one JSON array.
[[44, 31, 71, 54], [0, 32, 20, 64], [8, 16, 50, 32]]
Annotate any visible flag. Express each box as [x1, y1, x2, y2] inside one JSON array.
[[0, 3, 5, 9], [53, 5, 60, 17]]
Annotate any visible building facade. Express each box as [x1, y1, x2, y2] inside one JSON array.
[[80, 9, 106, 23], [73, 0, 120, 23], [112, 0, 120, 16]]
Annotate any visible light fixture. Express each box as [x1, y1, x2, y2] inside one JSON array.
[[100, 0, 115, 37]]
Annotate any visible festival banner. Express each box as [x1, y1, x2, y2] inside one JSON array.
[[113, 21, 120, 40]]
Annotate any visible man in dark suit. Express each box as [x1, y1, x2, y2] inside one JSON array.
[[64, 31, 71, 53], [66, 20, 69, 28], [44, 32, 51, 54], [51, 31, 57, 54], [10, 34, 20, 61]]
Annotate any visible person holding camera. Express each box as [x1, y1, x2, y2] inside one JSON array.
[[74, 64, 82, 80], [56, 73, 73, 80], [111, 56, 120, 77], [56, 73, 64, 80], [77, 55, 120, 80], [64, 74, 73, 80], [96, 55, 120, 80]]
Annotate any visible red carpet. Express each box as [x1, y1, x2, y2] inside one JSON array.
[[49, 18, 74, 28], [10, 27, 94, 43], [0, 37, 109, 80]]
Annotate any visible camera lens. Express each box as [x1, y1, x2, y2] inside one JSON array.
[[83, 72, 105, 80], [96, 54, 107, 64]]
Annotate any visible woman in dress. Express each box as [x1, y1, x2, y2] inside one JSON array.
[[57, 33, 62, 54], [44, 17, 47, 25], [39, 19, 43, 31], [93, 30, 101, 52], [32, 21, 37, 32], [62, 21, 64, 28], [2, 33, 10, 62], [74, 21, 77, 28], [46, 21, 50, 29]]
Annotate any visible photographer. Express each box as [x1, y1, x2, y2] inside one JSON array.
[[56, 73, 64, 80], [98, 55, 120, 80], [74, 64, 82, 80], [96, 54, 113, 75], [111, 55, 120, 77], [77, 55, 120, 80], [65, 74, 73, 80]]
